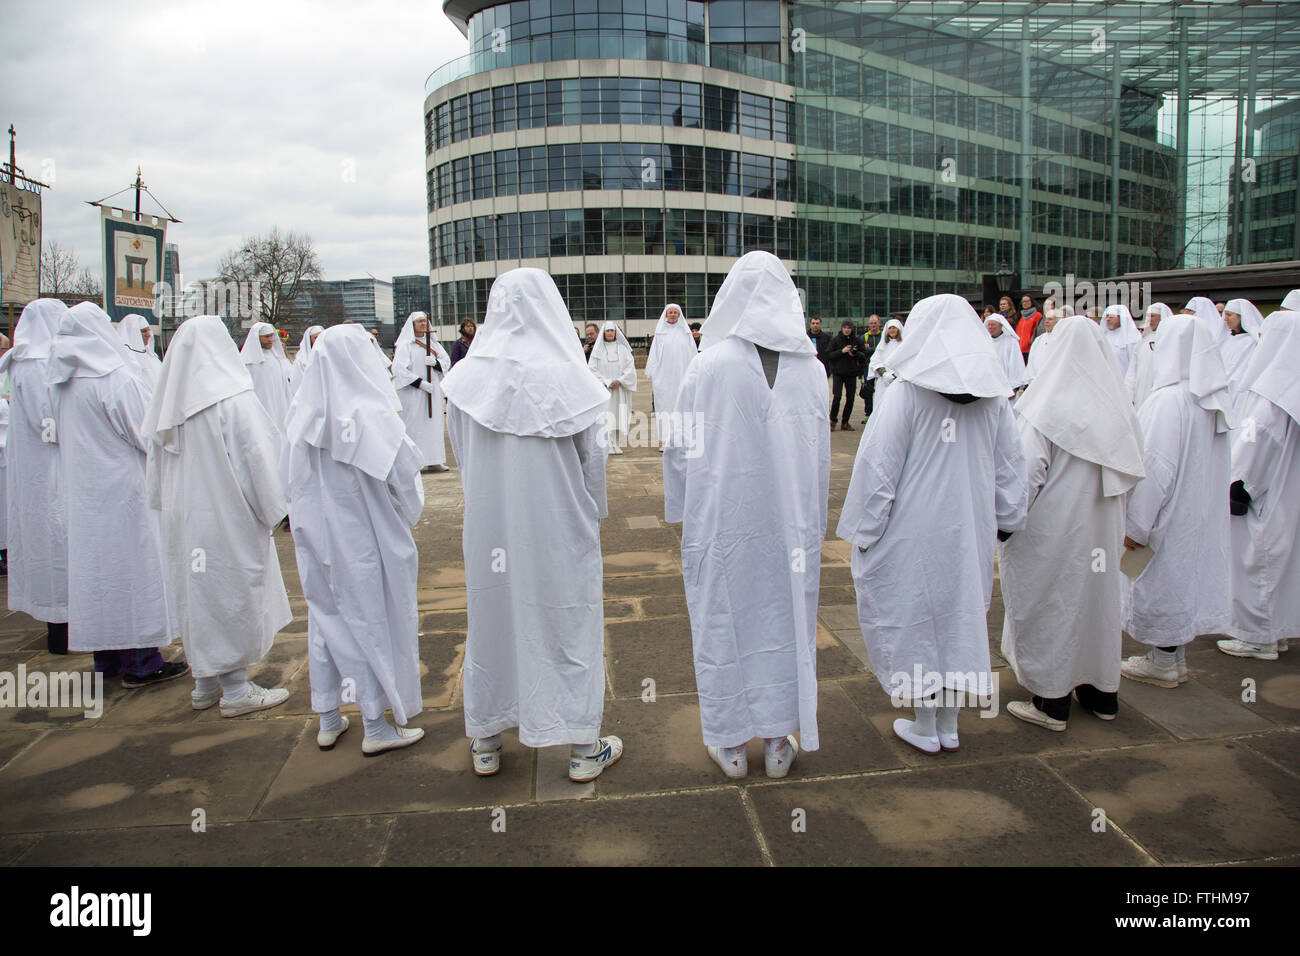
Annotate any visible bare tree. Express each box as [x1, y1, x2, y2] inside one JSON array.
[[70, 268, 102, 298], [39, 240, 80, 296], [216, 227, 323, 334]]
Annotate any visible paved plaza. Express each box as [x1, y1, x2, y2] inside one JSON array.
[[1, 370, 1298, 866]]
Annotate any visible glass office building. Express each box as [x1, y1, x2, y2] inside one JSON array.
[[424, 1, 1299, 335]]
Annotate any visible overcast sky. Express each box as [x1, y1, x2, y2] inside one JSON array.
[[4, 0, 469, 286]]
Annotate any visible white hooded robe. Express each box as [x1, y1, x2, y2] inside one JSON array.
[[867, 319, 904, 401], [987, 313, 1028, 390], [443, 268, 611, 746], [1102, 304, 1142, 380], [143, 316, 292, 679], [587, 322, 637, 447], [1226, 311, 1300, 645], [1126, 303, 1171, 408], [47, 303, 177, 652], [241, 322, 292, 432], [664, 251, 830, 749], [1221, 298, 1263, 401], [1000, 317, 1146, 698], [285, 324, 425, 724], [289, 325, 325, 397], [645, 303, 697, 426], [1, 299, 69, 621], [117, 313, 163, 393], [1124, 308, 1235, 647], [391, 312, 451, 468], [838, 294, 1028, 697]]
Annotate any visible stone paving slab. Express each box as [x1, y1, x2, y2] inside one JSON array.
[[1118, 675, 1275, 740], [1043, 738, 1300, 864], [382, 789, 764, 866], [606, 616, 696, 698], [11, 816, 394, 867], [746, 757, 1152, 866]]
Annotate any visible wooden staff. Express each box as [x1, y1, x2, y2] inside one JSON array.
[[424, 328, 433, 418]]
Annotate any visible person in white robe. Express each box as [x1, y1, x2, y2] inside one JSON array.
[[1001, 316, 1146, 731], [1, 300, 69, 652], [839, 293, 1028, 754], [289, 324, 325, 396], [391, 311, 451, 472], [143, 315, 293, 716], [285, 324, 426, 755], [1101, 304, 1142, 380], [587, 321, 637, 454], [664, 251, 829, 780], [1217, 310, 1300, 661], [1022, 307, 1067, 384], [240, 322, 292, 431], [1121, 306, 1235, 687], [1281, 289, 1300, 312], [1220, 298, 1263, 398], [645, 303, 696, 450], [867, 318, 904, 403], [443, 268, 623, 782], [0, 391, 7, 575], [1126, 302, 1171, 408], [116, 313, 163, 392], [985, 313, 1028, 391], [47, 302, 185, 686]]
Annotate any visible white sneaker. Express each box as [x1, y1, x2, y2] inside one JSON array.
[[569, 735, 623, 781], [471, 738, 502, 776], [1216, 638, 1279, 661], [707, 743, 749, 779], [220, 682, 290, 717], [361, 725, 425, 756], [317, 715, 350, 750], [191, 687, 221, 711], [892, 718, 940, 755], [1176, 656, 1189, 684], [938, 731, 960, 751], [764, 736, 799, 779], [1007, 700, 1067, 732], [1121, 652, 1180, 688], [609, 445, 623, 455], [1279, 638, 1290, 652]]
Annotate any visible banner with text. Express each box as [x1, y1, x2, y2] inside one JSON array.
[[100, 206, 166, 322], [1, 179, 42, 307]]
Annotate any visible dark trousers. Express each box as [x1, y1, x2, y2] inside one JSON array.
[[861, 377, 877, 417], [830, 373, 857, 424], [47, 622, 68, 655], [93, 648, 163, 678], [1035, 684, 1118, 721]]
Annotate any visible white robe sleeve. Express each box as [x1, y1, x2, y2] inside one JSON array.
[[223, 394, 288, 529], [1232, 395, 1284, 502], [645, 337, 662, 381], [1018, 420, 1052, 511], [386, 436, 427, 528], [993, 399, 1029, 533], [145, 441, 164, 512], [836, 379, 912, 551], [105, 374, 152, 455], [1126, 405, 1180, 545], [617, 348, 637, 392], [574, 420, 608, 519], [663, 360, 700, 524]]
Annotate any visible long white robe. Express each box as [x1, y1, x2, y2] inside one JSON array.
[[1023, 330, 1054, 383], [394, 340, 448, 468], [3, 301, 69, 622], [868, 322, 904, 399], [988, 321, 1027, 389], [449, 406, 608, 746], [146, 391, 291, 677], [645, 307, 697, 422], [1126, 333, 1158, 407], [840, 382, 1026, 693], [1125, 384, 1231, 646], [665, 336, 829, 749], [588, 326, 637, 445], [0, 398, 7, 548], [51, 336, 177, 651], [247, 357, 290, 431], [1227, 392, 1300, 644], [1221, 332, 1257, 401]]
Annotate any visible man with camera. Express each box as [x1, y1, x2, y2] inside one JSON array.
[[827, 319, 867, 431]]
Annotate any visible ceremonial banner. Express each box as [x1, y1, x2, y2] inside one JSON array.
[[1, 179, 41, 307], [101, 206, 166, 321]]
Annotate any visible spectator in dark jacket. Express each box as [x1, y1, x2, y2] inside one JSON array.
[[826, 320, 866, 430], [858, 314, 883, 422], [450, 318, 476, 366], [808, 317, 832, 376], [581, 322, 599, 361]]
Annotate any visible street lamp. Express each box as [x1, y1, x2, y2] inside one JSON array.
[[996, 265, 1015, 295]]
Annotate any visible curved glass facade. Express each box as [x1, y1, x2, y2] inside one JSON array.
[[426, 1, 1299, 332]]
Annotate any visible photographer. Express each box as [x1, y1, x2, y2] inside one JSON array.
[[827, 320, 867, 431]]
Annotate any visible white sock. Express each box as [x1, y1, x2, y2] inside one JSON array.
[[911, 704, 937, 737], [1153, 647, 1177, 669], [937, 705, 960, 736], [474, 734, 502, 752], [319, 708, 344, 733], [363, 715, 400, 740], [1176, 645, 1187, 662], [218, 668, 248, 701], [764, 736, 789, 754], [194, 676, 219, 695], [571, 738, 601, 757]]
